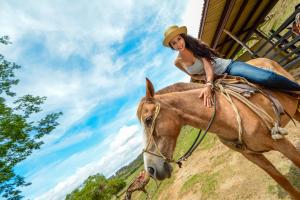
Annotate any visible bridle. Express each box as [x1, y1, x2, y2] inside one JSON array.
[[142, 94, 216, 168]]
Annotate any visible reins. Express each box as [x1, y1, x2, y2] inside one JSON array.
[[175, 93, 216, 168], [143, 92, 217, 168]]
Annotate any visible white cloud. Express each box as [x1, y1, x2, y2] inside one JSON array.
[[35, 124, 143, 200], [181, 0, 204, 37], [0, 0, 134, 57], [31, 131, 93, 163], [110, 125, 139, 149]]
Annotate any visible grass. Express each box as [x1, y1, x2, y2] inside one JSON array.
[[124, 125, 202, 200], [173, 126, 203, 160], [289, 166, 300, 190], [173, 126, 217, 160], [180, 174, 201, 194], [150, 174, 176, 200], [198, 133, 217, 151], [211, 149, 232, 166], [267, 165, 300, 199], [179, 171, 220, 199]]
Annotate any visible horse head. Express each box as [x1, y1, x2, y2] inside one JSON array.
[[124, 192, 131, 200], [137, 78, 182, 180]]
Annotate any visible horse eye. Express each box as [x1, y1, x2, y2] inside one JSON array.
[[145, 116, 153, 126]]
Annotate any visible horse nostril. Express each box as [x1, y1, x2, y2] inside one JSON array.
[[147, 166, 155, 176], [164, 161, 172, 173]]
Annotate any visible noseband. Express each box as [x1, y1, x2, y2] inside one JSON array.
[[143, 94, 216, 168]]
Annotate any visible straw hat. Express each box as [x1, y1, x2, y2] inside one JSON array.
[[163, 25, 187, 47]]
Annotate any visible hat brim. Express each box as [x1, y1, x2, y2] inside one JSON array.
[[163, 26, 187, 47]]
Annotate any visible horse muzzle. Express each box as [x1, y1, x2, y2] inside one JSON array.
[[145, 157, 173, 180]]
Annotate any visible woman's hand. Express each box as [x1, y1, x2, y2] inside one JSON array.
[[199, 85, 213, 107]]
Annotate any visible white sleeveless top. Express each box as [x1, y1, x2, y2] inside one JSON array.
[[183, 57, 232, 75]]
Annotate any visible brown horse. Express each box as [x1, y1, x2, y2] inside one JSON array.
[[124, 171, 150, 200], [137, 58, 300, 199]]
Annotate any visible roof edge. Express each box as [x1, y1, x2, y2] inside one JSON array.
[[198, 0, 209, 39]]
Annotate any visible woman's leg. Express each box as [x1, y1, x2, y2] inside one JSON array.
[[225, 61, 300, 91]]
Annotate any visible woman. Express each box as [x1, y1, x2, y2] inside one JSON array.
[[163, 25, 300, 107], [292, 12, 300, 35], [292, 4, 300, 35]]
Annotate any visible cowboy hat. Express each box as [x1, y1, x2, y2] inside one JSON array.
[[163, 25, 187, 47]]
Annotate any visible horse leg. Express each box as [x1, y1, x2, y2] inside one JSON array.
[[271, 138, 300, 168], [242, 152, 300, 199], [293, 110, 300, 123]]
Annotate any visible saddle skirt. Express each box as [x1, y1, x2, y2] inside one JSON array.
[[215, 74, 299, 143]]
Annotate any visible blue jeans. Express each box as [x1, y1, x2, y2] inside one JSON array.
[[224, 61, 300, 91]]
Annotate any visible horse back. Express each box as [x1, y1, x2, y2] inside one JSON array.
[[246, 58, 295, 81], [246, 58, 299, 124]]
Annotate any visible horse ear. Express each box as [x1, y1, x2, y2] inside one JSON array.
[[146, 77, 155, 98]]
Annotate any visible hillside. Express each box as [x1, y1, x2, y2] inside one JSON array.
[[65, 154, 143, 199], [126, 123, 300, 200], [112, 154, 143, 179]]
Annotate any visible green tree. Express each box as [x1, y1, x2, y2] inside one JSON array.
[[106, 178, 126, 196], [66, 174, 126, 200], [0, 36, 62, 199]]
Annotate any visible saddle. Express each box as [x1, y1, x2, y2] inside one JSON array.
[[192, 73, 298, 141], [216, 75, 293, 138], [191, 58, 299, 152]]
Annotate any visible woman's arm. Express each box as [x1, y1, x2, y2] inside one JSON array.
[[201, 57, 214, 83], [199, 57, 214, 107]]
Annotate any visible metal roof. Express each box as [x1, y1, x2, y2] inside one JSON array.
[[198, 0, 279, 59]]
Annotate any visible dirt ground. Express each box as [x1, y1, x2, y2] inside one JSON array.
[[150, 121, 300, 200]]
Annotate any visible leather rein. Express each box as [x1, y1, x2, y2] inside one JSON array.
[[143, 93, 216, 168]]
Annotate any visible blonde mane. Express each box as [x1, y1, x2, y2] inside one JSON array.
[[137, 82, 203, 122]]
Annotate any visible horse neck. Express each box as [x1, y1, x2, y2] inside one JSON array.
[[157, 90, 214, 128], [125, 192, 131, 200], [127, 182, 140, 192]]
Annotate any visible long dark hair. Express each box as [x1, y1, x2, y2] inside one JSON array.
[[171, 34, 220, 63]]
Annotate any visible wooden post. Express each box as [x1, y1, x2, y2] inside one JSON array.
[[222, 29, 258, 58]]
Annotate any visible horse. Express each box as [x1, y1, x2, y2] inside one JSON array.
[[124, 171, 150, 200], [137, 58, 300, 199]]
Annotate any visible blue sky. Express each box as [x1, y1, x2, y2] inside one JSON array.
[[0, 0, 203, 199]]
